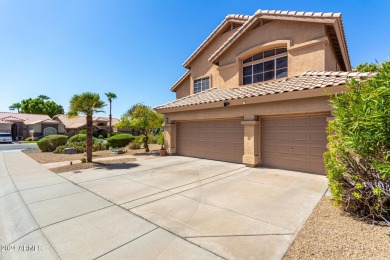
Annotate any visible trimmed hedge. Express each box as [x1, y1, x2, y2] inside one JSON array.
[[107, 134, 134, 148], [37, 135, 68, 152], [68, 134, 102, 143]]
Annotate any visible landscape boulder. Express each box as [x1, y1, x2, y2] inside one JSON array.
[[62, 148, 77, 154]]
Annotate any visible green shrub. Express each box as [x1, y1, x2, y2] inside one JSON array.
[[37, 135, 68, 152], [135, 136, 143, 144], [325, 60, 390, 223], [68, 134, 87, 143], [78, 129, 87, 134], [157, 133, 164, 149], [80, 157, 86, 163], [25, 137, 34, 141], [129, 141, 141, 150], [107, 134, 134, 148], [148, 134, 156, 144]]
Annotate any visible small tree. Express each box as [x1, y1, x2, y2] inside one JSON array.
[[9, 103, 22, 113], [105, 92, 117, 135], [116, 103, 163, 152], [325, 60, 390, 223], [68, 92, 106, 162], [19, 95, 64, 117]]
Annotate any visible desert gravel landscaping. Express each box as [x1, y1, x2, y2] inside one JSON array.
[[284, 197, 390, 260]]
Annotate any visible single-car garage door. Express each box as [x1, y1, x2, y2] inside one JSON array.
[[262, 115, 327, 174], [177, 120, 244, 163]]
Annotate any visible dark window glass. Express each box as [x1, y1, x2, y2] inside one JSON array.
[[243, 66, 252, 76], [276, 68, 288, 79], [243, 57, 252, 64], [253, 52, 263, 61], [253, 63, 263, 74], [264, 60, 274, 71], [276, 56, 288, 69], [276, 48, 287, 55], [194, 78, 209, 94], [264, 49, 275, 58], [253, 73, 263, 83], [264, 71, 275, 81], [243, 76, 252, 85]]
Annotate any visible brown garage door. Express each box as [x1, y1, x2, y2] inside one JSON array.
[[176, 120, 244, 163], [262, 115, 327, 174]]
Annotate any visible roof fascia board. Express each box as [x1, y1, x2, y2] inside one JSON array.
[[170, 70, 190, 91], [333, 19, 352, 71]]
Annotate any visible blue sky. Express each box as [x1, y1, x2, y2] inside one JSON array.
[[0, 0, 389, 118]]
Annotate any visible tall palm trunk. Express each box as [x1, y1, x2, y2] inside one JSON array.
[[86, 113, 93, 162], [109, 100, 112, 135]]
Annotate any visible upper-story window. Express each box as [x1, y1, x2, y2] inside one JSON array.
[[194, 77, 209, 94], [242, 47, 288, 85]]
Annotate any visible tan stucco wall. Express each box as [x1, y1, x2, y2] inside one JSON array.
[[219, 20, 326, 67], [58, 124, 65, 134], [176, 75, 191, 99], [174, 26, 241, 96]]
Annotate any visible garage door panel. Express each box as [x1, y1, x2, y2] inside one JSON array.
[[177, 120, 244, 163], [262, 115, 327, 174]]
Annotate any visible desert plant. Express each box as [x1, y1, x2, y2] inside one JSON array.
[[116, 103, 163, 152], [37, 135, 68, 152], [157, 133, 165, 150], [325, 60, 390, 223], [107, 133, 135, 148], [80, 157, 87, 163], [105, 92, 117, 135], [128, 141, 141, 150]]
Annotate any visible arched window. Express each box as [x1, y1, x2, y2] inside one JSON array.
[[43, 127, 57, 136], [242, 47, 288, 85]]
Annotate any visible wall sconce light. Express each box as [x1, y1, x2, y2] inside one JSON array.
[[165, 117, 169, 123], [224, 102, 230, 107]]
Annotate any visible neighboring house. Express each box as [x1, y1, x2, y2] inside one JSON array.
[[0, 112, 65, 140], [53, 115, 121, 137], [155, 9, 370, 175]]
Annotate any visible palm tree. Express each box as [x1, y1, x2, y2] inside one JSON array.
[[105, 92, 117, 135], [68, 92, 106, 162], [38, 95, 50, 100], [9, 103, 22, 113]]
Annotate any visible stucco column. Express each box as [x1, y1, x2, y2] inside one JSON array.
[[163, 123, 176, 155], [241, 120, 260, 167]]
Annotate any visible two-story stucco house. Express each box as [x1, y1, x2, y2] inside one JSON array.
[[155, 9, 369, 175]]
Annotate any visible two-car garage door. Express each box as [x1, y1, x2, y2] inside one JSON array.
[[176, 115, 327, 174], [176, 120, 244, 163]]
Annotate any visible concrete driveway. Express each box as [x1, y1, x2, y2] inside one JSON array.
[[1, 152, 328, 259]]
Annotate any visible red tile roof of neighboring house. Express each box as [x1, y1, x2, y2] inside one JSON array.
[[0, 112, 52, 124], [155, 71, 372, 110]]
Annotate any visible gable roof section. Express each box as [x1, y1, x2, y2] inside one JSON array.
[[155, 71, 371, 111], [208, 10, 351, 71], [182, 14, 250, 69], [170, 70, 190, 91]]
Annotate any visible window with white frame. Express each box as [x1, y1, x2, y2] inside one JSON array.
[[242, 47, 288, 85], [194, 77, 209, 94]]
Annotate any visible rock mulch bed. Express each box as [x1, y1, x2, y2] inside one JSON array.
[[284, 197, 389, 260]]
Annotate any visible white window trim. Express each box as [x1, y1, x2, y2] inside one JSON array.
[[193, 76, 211, 94]]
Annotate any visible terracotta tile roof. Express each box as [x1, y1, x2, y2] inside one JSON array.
[[208, 9, 350, 70], [155, 71, 372, 110], [0, 112, 52, 124], [182, 14, 249, 68]]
